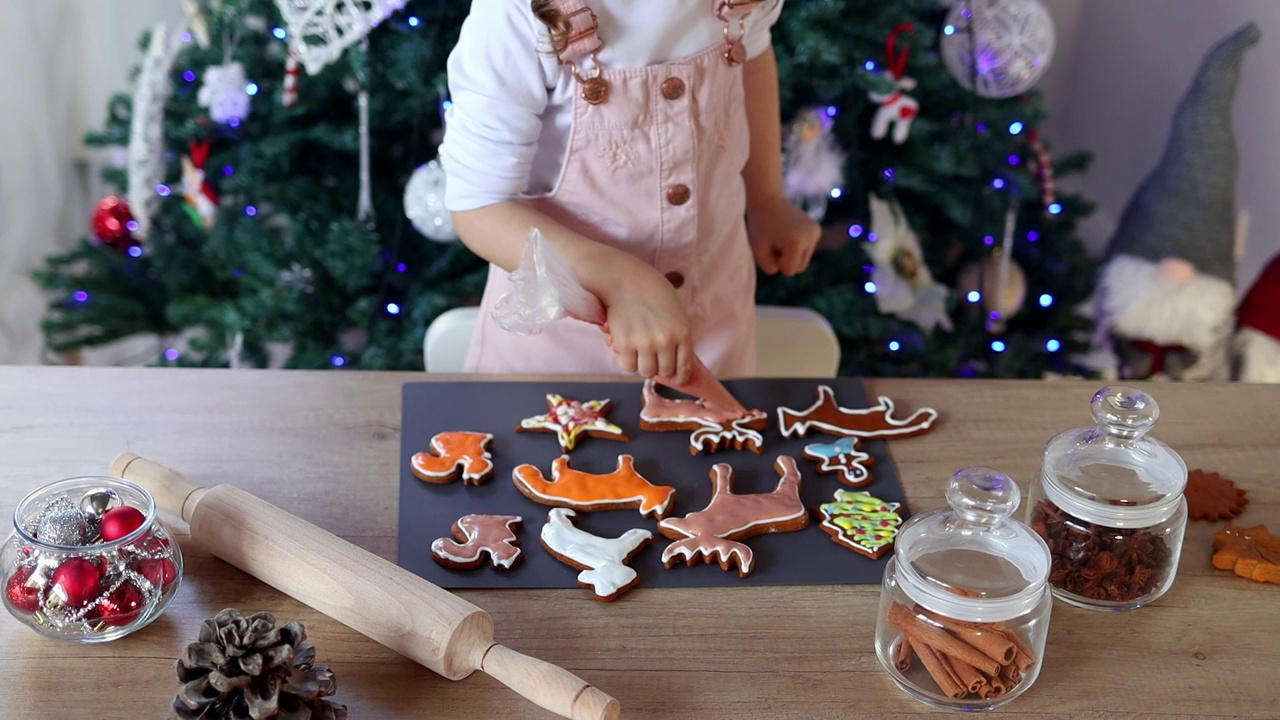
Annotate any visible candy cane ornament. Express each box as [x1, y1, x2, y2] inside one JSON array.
[[282, 51, 301, 108], [868, 23, 919, 145]]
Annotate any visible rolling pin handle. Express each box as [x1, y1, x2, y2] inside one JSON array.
[[479, 643, 621, 720], [110, 452, 206, 522]]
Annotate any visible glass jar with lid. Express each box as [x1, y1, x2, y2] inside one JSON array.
[[1028, 386, 1187, 611], [876, 467, 1052, 711]]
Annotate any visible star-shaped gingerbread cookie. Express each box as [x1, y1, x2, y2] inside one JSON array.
[[1185, 469, 1248, 521], [517, 394, 628, 452]]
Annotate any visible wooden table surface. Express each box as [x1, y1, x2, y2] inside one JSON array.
[[1, 366, 1277, 719]]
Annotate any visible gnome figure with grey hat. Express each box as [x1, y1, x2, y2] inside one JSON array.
[[1094, 22, 1261, 381]]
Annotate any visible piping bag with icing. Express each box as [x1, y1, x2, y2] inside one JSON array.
[[492, 228, 746, 413]]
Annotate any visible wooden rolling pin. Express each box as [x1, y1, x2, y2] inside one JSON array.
[[110, 453, 619, 720]]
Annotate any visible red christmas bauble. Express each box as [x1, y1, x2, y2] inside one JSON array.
[[101, 506, 146, 542], [51, 558, 102, 608], [95, 581, 145, 627], [4, 567, 42, 614], [136, 558, 177, 591], [90, 196, 138, 252]]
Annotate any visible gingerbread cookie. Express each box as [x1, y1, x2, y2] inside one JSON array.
[[804, 437, 875, 487], [1212, 524, 1280, 585], [431, 515, 523, 571], [1185, 469, 1249, 521], [411, 432, 495, 485], [517, 394, 627, 452], [513, 455, 676, 519], [778, 386, 938, 440], [540, 508, 653, 601], [814, 489, 903, 559], [657, 456, 808, 577], [639, 379, 767, 455]]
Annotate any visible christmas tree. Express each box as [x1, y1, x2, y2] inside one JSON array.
[[37, 0, 1096, 377]]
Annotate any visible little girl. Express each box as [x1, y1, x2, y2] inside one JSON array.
[[443, 0, 820, 384]]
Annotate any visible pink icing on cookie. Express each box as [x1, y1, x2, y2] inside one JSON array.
[[431, 514, 523, 570]]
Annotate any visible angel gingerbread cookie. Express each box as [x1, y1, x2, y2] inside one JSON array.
[[639, 380, 768, 455], [411, 431, 495, 485], [657, 456, 808, 577], [513, 455, 676, 519], [540, 508, 653, 601], [431, 515, 523, 571], [778, 385, 938, 440], [517, 394, 628, 452], [814, 490, 903, 559], [804, 437, 875, 487]]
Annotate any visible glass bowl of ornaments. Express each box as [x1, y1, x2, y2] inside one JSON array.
[[2, 476, 182, 642]]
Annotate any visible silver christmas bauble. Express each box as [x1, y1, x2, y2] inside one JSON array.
[[34, 497, 92, 546], [80, 488, 121, 521], [404, 160, 458, 242], [940, 0, 1056, 99]]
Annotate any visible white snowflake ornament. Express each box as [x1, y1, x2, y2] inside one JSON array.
[[275, 0, 407, 76], [866, 195, 953, 333], [198, 62, 253, 124]]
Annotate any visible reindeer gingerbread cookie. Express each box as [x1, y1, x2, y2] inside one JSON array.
[[411, 431, 495, 485], [513, 455, 676, 519], [431, 514, 523, 571], [639, 379, 768, 455], [778, 386, 939, 440], [540, 508, 653, 601], [657, 456, 808, 577]]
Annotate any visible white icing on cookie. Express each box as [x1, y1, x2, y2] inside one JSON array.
[[540, 508, 651, 598]]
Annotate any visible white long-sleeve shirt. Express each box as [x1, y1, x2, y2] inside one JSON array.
[[441, 0, 783, 212]]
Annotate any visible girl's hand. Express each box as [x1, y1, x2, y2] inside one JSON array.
[[600, 260, 694, 384], [747, 196, 822, 276]]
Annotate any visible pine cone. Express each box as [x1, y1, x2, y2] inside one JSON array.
[[173, 609, 347, 720]]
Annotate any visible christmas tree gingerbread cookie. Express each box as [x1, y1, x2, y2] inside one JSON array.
[[517, 394, 628, 452], [815, 489, 903, 559]]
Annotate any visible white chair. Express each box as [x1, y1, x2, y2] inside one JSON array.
[[424, 305, 840, 377]]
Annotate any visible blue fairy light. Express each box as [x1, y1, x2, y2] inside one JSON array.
[[888, 340, 901, 352], [73, 291, 89, 303], [864, 60, 877, 71], [992, 178, 1006, 189], [408, 15, 421, 27], [826, 105, 839, 117], [1009, 121, 1025, 135], [966, 291, 981, 303], [867, 232, 879, 243], [164, 348, 180, 361], [1039, 293, 1054, 308], [245, 82, 259, 96], [183, 70, 197, 83], [1046, 339, 1062, 352], [386, 302, 401, 315], [983, 235, 995, 246], [864, 281, 877, 294], [331, 355, 347, 368], [396, 262, 408, 273], [127, 246, 143, 258], [1048, 203, 1063, 215], [943, 24, 956, 35], [125, 220, 140, 232], [991, 340, 1007, 353], [156, 184, 171, 197], [244, 205, 258, 217], [1008, 155, 1021, 165], [848, 224, 864, 239], [1027, 230, 1040, 242], [830, 187, 843, 199], [223, 165, 234, 176], [272, 27, 287, 40]]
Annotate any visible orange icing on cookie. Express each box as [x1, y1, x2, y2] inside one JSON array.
[[411, 431, 494, 485], [513, 455, 676, 519]]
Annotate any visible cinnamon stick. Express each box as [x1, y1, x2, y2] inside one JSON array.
[[999, 663, 1021, 690], [916, 607, 1016, 665], [893, 637, 913, 672], [914, 640, 967, 699], [986, 669, 1006, 696], [887, 603, 1001, 676], [999, 629, 1038, 672], [978, 682, 998, 699], [940, 652, 985, 695]]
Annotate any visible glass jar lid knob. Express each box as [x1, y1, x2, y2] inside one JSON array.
[[946, 467, 1020, 526], [1091, 385, 1159, 440]]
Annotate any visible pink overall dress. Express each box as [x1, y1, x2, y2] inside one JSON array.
[[463, 0, 758, 377]]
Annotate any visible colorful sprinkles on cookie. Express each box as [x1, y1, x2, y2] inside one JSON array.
[[804, 437, 875, 487], [517, 394, 628, 452], [815, 489, 903, 559]]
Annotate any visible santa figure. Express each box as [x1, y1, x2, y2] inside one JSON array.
[[1235, 253, 1280, 382], [1094, 23, 1260, 381]]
